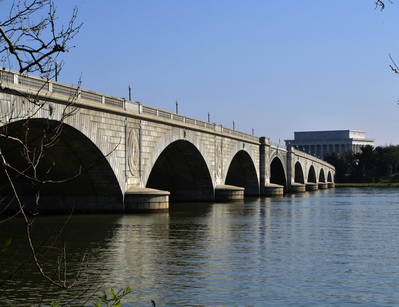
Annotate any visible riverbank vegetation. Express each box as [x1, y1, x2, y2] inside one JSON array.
[[335, 175, 399, 187], [324, 145, 399, 185]]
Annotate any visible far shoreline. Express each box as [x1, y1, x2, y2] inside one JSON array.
[[335, 183, 399, 188]]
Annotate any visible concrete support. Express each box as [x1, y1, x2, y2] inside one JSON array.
[[125, 188, 169, 212], [259, 137, 267, 195], [264, 183, 284, 196], [306, 183, 318, 191], [286, 145, 293, 189], [318, 182, 328, 189], [289, 183, 306, 193], [215, 185, 244, 202]]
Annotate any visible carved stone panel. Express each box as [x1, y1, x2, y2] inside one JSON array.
[[216, 142, 222, 178], [128, 128, 140, 177]]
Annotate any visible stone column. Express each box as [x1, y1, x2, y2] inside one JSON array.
[[287, 145, 293, 187], [259, 137, 267, 195]]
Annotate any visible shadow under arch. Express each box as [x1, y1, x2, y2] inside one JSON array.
[[146, 140, 213, 202], [319, 168, 326, 182], [270, 157, 287, 188], [0, 119, 123, 213], [307, 165, 317, 183], [225, 150, 259, 196], [327, 171, 333, 182], [294, 161, 305, 184]]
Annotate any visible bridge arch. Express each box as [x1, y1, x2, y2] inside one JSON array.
[[225, 150, 259, 196], [270, 157, 287, 188], [327, 171, 333, 182], [294, 161, 305, 184], [319, 169, 326, 183], [146, 140, 213, 202], [0, 119, 123, 213], [307, 165, 317, 183]]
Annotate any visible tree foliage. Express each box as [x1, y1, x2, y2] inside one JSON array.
[[325, 145, 399, 183]]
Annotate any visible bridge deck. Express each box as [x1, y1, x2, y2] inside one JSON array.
[[0, 69, 260, 143]]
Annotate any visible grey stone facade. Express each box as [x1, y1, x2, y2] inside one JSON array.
[[0, 69, 335, 212]]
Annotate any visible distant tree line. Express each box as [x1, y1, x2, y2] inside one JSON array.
[[324, 145, 399, 183]]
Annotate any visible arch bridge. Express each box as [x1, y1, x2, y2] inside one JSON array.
[[0, 69, 335, 213]]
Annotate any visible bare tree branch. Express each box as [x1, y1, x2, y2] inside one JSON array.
[[0, 0, 82, 77], [0, 0, 89, 294], [0, 80, 88, 288], [375, 0, 393, 10], [389, 53, 399, 75]]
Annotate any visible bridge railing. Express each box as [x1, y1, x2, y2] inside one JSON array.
[[139, 104, 258, 141], [0, 69, 14, 83], [292, 147, 334, 169], [0, 69, 259, 142], [270, 141, 287, 151], [0, 69, 127, 108]]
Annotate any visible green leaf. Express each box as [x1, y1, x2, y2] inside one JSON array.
[[1, 238, 12, 253], [3, 238, 11, 248]]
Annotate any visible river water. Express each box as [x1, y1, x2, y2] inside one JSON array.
[[2, 187, 399, 306]]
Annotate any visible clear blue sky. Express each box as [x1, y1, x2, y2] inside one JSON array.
[[52, 1, 399, 146]]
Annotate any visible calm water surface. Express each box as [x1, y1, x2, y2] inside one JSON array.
[[2, 188, 399, 306]]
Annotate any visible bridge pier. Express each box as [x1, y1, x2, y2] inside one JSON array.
[[215, 185, 245, 202], [306, 183, 319, 191], [318, 182, 328, 189], [124, 185, 246, 212], [124, 188, 169, 212], [263, 184, 284, 196], [289, 183, 306, 193]]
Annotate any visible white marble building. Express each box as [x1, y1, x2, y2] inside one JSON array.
[[285, 130, 374, 158]]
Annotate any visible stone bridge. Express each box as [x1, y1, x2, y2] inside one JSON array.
[[0, 69, 335, 213]]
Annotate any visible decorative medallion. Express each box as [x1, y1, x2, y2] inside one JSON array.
[[216, 143, 222, 178], [128, 128, 140, 176]]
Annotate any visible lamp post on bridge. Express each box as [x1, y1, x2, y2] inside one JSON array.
[[208, 112, 210, 123], [233, 121, 235, 129], [128, 85, 132, 101], [176, 101, 178, 114], [55, 62, 59, 82]]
